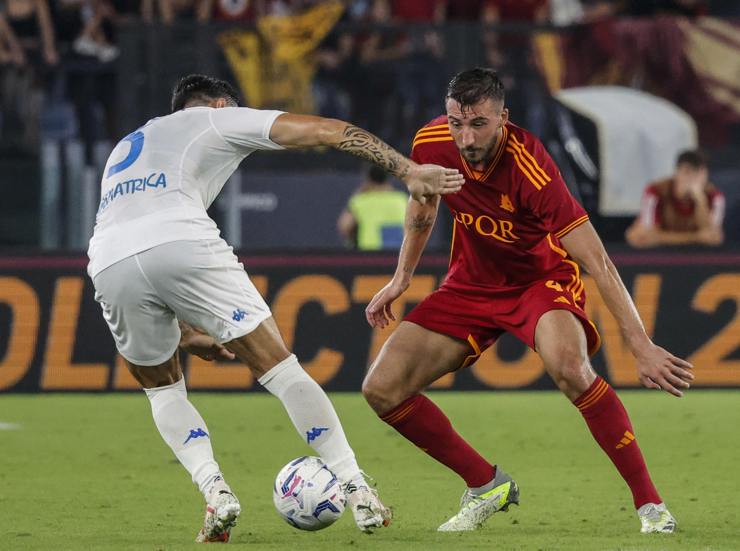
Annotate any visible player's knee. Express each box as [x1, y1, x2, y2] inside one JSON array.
[[361, 375, 386, 413], [548, 346, 590, 392], [362, 371, 401, 415]]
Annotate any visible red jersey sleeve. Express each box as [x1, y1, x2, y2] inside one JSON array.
[[410, 143, 424, 164], [709, 188, 726, 227], [638, 184, 661, 227], [410, 117, 451, 165], [513, 134, 588, 238]]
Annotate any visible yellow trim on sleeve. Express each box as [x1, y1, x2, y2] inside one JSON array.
[[554, 215, 589, 238]]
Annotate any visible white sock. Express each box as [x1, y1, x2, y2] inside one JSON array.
[[259, 354, 361, 484], [144, 377, 221, 497]]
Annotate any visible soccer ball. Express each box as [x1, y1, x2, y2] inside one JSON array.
[[273, 456, 346, 531]]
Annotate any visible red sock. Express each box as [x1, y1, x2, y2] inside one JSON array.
[[380, 395, 495, 487], [575, 377, 661, 508]]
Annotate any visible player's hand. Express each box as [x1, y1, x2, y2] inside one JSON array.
[[635, 342, 694, 397], [179, 325, 236, 362], [365, 279, 409, 328], [696, 226, 723, 246], [404, 164, 464, 205]]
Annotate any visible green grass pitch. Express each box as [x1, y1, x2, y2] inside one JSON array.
[[1, 390, 739, 550]]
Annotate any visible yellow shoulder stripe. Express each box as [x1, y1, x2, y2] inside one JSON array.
[[414, 124, 450, 138], [418, 123, 449, 132], [509, 134, 551, 185], [412, 136, 454, 149], [507, 147, 544, 190], [413, 129, 451, 140]]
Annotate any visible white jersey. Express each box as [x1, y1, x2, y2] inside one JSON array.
[[87, 106, 284, 277]]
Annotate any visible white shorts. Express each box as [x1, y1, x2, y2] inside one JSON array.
[[92, 239, 271, 366]]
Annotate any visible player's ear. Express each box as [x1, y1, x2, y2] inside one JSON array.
[[500, 108, 509, 127]]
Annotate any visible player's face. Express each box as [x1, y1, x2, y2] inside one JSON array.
[[446, 97, 508, 166], [674, 163, 708, 197]]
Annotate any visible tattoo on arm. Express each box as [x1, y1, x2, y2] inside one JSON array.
[[337, 125, 410, 179], [408, 214, 434, 233]]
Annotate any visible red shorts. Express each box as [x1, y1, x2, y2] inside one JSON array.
[[404, 275, 601, 368]]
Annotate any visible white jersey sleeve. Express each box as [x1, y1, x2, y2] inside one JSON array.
[[209, 107, 285, 153]]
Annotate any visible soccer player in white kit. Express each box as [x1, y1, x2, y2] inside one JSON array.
[[87, 75, 465, 543]]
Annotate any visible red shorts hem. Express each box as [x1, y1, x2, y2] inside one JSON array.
[[404, 279, 601, 364]]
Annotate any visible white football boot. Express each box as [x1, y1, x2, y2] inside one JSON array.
[[638, 502, 677, 533], [195, 477, 241, 543], [438, 467, 519, 532], [343, 474, 392, 533]]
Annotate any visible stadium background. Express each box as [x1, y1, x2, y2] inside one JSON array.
[[2, 2, 740, 550], [1, 0, 738, 392]]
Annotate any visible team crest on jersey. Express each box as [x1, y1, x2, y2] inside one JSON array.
[[499, 194, 515, 213]]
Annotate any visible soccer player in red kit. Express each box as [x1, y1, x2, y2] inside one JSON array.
[[362, 68, 694, 533]]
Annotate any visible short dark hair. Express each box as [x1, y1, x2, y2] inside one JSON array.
[[676, 149, 707, 169], [171, 74, 240, 112], [367, 165, 388, 184], [446, 67, 505, 109]]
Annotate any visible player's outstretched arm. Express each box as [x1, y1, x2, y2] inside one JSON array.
[[365, 196, 440, 328], [268, 114, 464, 204], [560, 222, 694, 397]]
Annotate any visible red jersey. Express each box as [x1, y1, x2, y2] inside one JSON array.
[[410, 116, 589, 292], [639, 178, 725, 232]]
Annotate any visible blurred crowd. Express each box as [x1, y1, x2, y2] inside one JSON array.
[[1, 0, 738, 151]]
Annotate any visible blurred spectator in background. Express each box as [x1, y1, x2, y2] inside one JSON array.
[[208, 0, 262, 21], [337, 165, 407, 250], [343, 0, 371, 20], [54, 0, 119, 62], [481, 0, 549, 138], [0, 0, 57, 146], [159, 0, 211, 22], [349, 0, 408, 142], [625, 150, 725, 248], [1, 0, 57, 63], [396, 29, 447, 145], [315, 29, 354, 119], [549, 0, 584, 25], [389, 0, 446, 23], [52, 0, 121, 149], [0, 9, 27, 64], [108, 0, 154, 22], [446, 0, 484, 20]]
